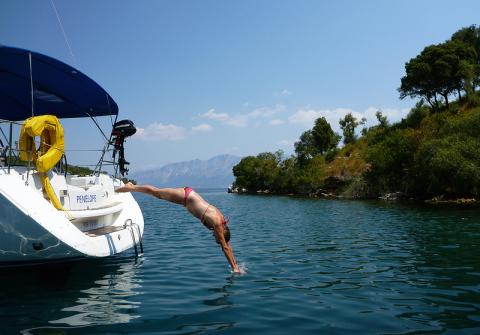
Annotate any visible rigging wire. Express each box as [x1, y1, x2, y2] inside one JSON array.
[[0, 126, 9, 144], [29, 52, 34, 117], [50, 0, 77, 67], [48, 2, 119, 177]]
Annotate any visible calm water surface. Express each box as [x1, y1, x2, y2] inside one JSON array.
[[2, 190, 480, 334]]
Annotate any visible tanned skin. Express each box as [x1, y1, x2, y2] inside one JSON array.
[[116, 182, 240, 273]]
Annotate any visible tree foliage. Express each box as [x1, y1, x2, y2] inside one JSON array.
[[414, 135, 480, 198], [365, 105, 480, 199], [399, 26, 479, 110], [233, 150, 326, 195], [364, 128, 418, 194], [375, 111, 389, 128], [67, 165, 94, 176], [294, 117, 340, 162], [339, 113, 366, 144]]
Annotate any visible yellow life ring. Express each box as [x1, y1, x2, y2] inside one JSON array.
[[19, 115, 65, 210]]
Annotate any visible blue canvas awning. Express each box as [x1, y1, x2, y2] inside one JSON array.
[[0, 46, 118, 121]]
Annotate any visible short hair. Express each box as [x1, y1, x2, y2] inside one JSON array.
[[214, 225, 231, 244], [224, 225, 231, 243]]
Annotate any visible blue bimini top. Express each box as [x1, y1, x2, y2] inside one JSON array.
[[0, 45, 118, 121]]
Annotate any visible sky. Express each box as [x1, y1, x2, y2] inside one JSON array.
[[1, 0, 479, 171]]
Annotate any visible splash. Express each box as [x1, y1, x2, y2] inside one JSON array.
[[233, 262, 248, 275]]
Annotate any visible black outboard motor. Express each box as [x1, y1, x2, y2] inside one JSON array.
[[111, 120, 136, 176]]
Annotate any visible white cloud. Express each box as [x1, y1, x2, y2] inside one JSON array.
[[225, 115, 248, 127], [201, 104, 285, 128], [364, 107, 409, 124], [192, 123, 213, 132], [134, 122, 186, 141], [248, 104, 285, 118], [288, 108, 326, 126], [202, 109, 230, 122], [274, 89, 292, 96], [270, 119, 286, 126], [287, 106, 409, 133]]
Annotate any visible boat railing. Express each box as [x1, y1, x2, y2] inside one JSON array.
[[0, 145, 118, 176], [0, 119, 122, 179]]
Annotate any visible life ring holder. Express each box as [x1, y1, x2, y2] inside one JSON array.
[[19, 115, 65, 210]]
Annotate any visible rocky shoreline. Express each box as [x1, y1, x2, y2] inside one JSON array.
[[228, 186, 479, 206], [425, 197, 479, 206]]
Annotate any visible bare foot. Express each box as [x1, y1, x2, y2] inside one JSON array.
[[116, 182, 135, 193]]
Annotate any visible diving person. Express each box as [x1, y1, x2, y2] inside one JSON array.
[[115, 183, 241, 273]]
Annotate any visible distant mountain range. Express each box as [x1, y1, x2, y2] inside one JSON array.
[[129, 154, 242, 188]]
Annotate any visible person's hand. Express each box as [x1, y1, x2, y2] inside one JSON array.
[[115, 182, 134, 193]]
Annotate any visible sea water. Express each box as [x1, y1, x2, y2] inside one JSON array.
[[2, 190, 480, 334]]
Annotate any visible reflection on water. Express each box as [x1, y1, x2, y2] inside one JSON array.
[[204, 277, 235, 307], [0, 256, 143, 334], [50, 260, 142, 327]]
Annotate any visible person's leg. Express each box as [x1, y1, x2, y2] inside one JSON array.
[[117, 183, 185, 205], [151, 187, 184, 204]]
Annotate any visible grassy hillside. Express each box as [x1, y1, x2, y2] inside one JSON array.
[[232, 97, 480, 200]]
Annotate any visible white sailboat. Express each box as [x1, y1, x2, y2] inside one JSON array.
[[0, 46, 144, 266]]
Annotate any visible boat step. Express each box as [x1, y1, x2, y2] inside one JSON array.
[[84, 225, 125, 237]]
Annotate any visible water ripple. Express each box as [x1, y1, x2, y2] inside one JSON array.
[[2, 193, 480, 334]]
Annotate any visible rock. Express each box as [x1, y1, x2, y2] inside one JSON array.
[[425, 197, 478, 205], [319, 192, 337, 199], [379, 192, 406, 201]]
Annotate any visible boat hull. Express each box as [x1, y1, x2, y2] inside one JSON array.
[[0, 168, 144, 266], [0, 192, 83, 263]]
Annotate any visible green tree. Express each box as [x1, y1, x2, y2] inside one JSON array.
[[399, 40, 477, 109], [364, 128, 418, 194], [364, 101, 480, 199], [452, 25, 480, 56], [339, 113, 366, 145], [255, 151, 282, 191], [295, 117, 339, 162], [232, 151, 283, 192], [233, 149, 328, 195], [399, 46, 439, 109], [375, 110, 389, 128], [399, 100, 429, 129], [452, 25, 480, 92], [274, 155, 297, 193], [410, 106, 480, 198], [67, 165, 94, 176], [292, 155, 326, 195], [294, 130, 316, 163], [444, 39, 478, 101], [414, 136, 480, 198], [311, 117, 341, 154], [232, 156, 260, 192]]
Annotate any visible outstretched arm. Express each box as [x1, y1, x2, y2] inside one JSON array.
[[213, 225, 240, 273]]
